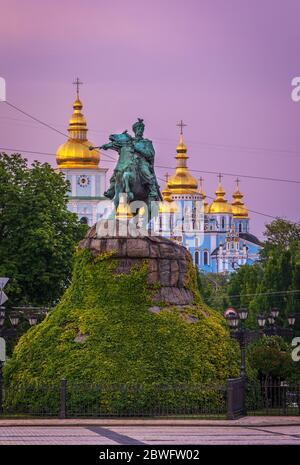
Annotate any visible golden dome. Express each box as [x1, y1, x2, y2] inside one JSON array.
[[209, 175, 232, 214], [167, 131, 198, 194], [199, 177, 209, 214], [56, 91, 100, 169], [231, 178, 248, 218]]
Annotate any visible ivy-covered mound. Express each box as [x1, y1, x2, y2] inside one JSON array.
[[4, 232, 239, 414]]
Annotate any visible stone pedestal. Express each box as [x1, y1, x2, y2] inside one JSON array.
[[79, 225, 194, 306]]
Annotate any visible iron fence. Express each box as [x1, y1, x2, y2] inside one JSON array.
[[3, 384, 60, 417], [247, 380, 300, 416], [1, 381, 228, 418]]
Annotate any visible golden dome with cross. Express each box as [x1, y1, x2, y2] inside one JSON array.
[[167, 121, 198, 194], [56, 78, 100, 169], [231, 178, 248, 218], [209, 174, 232, 214]]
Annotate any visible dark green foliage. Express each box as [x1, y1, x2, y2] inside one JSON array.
[[247, 336, 300, 382], [4, 249, 240, 412], [0, 153, 87, 306], [197, 271, 230, 313], [226, 219, 300, 332]]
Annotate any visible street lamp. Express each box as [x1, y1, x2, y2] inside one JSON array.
[[227, 314, 239, 330], [271, 307, 280, 319], [238, 308, 248, 321], [9, 312, 19, 327], [288, 314, 296, 327], [28, 315, 38, 326], [257, 314, 266, 331], [226, 309, 248, 378], [267, 314, 275, 326]]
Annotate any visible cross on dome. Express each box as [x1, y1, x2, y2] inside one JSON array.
[[176, 119, 187, 135], [73, 77, 83, 96]]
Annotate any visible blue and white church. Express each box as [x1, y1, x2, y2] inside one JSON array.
[[153, 126, 262, 273]]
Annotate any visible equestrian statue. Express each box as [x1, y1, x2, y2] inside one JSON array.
[[90, 119, 162, 218]]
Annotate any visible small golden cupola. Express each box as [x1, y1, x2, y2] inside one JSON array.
[[199, 177, 209, 213], [56, 79, 100, 169], [161, 173, 172, 202], [167, 121, 198, 195], [231, 178, 248, 218], [159, 173, 179, 213], [209, 174, 232, 214]]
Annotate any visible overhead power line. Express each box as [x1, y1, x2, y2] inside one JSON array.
[[0, 147, 279, 220], [155, 165, 300, 185], [1, 145, 300, 186], [2, 101, 117, 162], [0, 147, 116, 163], [2, 100, 300, 184], [5, 101, 69, 139], [0, 147, 293, 219], [155, 175, 277, 219], [229, 289, 300, 299], [2, 113, 300, 159]]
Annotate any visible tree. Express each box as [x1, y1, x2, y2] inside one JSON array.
[[197, 271, 230, 313], [263, 218, 300, 251], [0, 153, 87, 306], [226, 219, 300, 332], [227, 264, 263, 328], [247, 336, 298, 382]]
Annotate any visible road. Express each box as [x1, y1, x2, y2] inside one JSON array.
[[0, 424, 300, 445]]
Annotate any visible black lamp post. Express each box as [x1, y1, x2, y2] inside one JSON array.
[[226, 308, 248, 378], [237, 308, 248, 378]]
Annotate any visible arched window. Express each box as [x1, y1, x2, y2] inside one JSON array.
[[203, 250, 209, 266], [239, 223, 242, 233], [195, 251, 199, 265], [221, 217, 225, 229]]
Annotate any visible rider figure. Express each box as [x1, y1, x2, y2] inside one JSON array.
[[104, 119, 161, 201], [132, 119, 161, 200]]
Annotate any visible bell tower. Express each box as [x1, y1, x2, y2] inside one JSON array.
[[56, 80, 108, 225]]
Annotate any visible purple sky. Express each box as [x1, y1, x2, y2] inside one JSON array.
[[1, 0, 300, 237]]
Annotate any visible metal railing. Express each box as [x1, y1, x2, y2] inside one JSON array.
[[4, 378, 299, 418], [247, 380, 300, 416], [2, 380, 228, 418]]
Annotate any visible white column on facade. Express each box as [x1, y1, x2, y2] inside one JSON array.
[[72, 173, 76, 196], [92, 203, 97, 225], [91, 174, 96, 197]]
